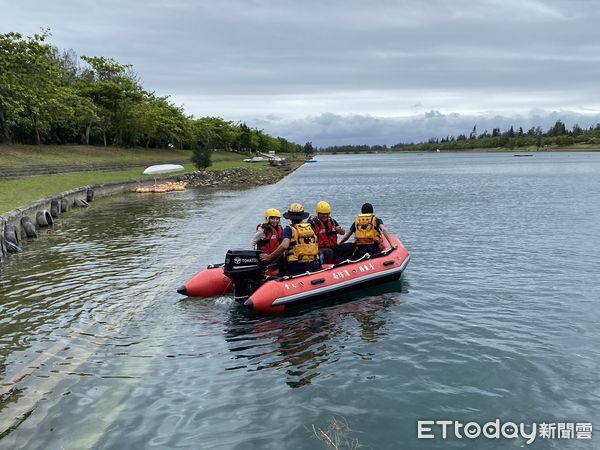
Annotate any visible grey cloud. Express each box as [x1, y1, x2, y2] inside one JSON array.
[[3, 0, 600, 144], [254, 111, 600, 147]]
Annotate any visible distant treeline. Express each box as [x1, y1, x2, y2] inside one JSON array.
[[322, 121, 600, 153], [0, 31, 301, 152]]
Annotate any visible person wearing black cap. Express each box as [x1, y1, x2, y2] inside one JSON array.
[[338, 202, 397, 260], [260, 203, 321, 275]]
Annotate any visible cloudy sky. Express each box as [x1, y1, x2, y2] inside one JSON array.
[[3, 0, 600, 146]]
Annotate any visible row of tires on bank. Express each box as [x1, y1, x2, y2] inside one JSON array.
[[2, 188, 94, 254]]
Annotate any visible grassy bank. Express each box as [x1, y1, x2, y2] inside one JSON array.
[[0, 144, 194, 167], [0, 145, 281, 214]]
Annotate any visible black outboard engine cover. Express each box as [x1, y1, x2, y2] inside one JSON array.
[[223, 250, 265, 302]]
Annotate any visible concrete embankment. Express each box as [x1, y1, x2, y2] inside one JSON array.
[[0, 164, 299, 262]]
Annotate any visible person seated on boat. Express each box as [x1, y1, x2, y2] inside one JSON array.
[[259, 203, 321, 276], [308, 201, 346, 264], [251, 208, 284, 255], [338, 203, 397, 260]]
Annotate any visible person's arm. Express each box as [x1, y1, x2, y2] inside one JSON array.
[[339, 230, 353, 244], [332, 218, 345, 235], [379, 224, 397, 249], [260, 238, 290, 262], [250, 229, 265, 248]]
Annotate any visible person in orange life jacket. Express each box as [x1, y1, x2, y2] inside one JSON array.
[[307, 201, 345, 264], [251, 208, 284, 255], [339, 202, 397, 260], [260, 203, 321, 276]]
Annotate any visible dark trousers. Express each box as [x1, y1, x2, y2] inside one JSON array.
[[319, 248, 335, 264], [352, 243, 380, 259], [284, 259, 322, 276], [332, 242, 356, 262]]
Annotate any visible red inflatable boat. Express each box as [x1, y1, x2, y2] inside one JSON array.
[[177, 235, 410, 313]]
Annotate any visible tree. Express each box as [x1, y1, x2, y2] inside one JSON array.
[[469, 125, 477, 140], [78, 55, 142, 146], [191, 142, 212, 169], [0, 31, 64, 144], [255, 129, 279, 153], [549, 120, 566, 136], [191, 117, 242, 150], [303, 141, 315, 158], [237, 122, 253, 152], [277, 137, 292, 153], [0, 31, 302, 150]]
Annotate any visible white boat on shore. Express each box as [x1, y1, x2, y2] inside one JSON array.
[[243, 157, 266, 163], [142, 164, 185, 175]]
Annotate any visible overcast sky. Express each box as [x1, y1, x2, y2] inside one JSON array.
[[3, 0, 600, 146]]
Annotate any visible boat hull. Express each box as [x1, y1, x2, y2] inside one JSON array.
[[178, 264, 279, 297], [177, 265, 233, 297], [245, 236, 410, 313], [177, 236, 410, 313]]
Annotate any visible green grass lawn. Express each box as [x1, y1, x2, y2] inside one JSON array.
[[0, 147, 273, 214], [0, 144, 253, 167]]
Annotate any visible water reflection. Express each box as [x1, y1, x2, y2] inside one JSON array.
[[224, 281, 405, 388]]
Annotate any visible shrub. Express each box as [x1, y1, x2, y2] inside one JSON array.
[[191, 142, 212, 169]]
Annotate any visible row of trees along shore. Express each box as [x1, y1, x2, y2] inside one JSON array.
[[0, 31, 303, 155], [322, 121, 600, 153]]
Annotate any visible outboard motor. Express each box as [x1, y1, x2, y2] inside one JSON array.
[[223, 249, 265, 302]]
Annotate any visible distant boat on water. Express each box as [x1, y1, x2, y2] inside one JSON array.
[[513, 154, 534, 157]]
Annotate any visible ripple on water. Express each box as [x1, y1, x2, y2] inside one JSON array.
[[1, 153, 600, 449]]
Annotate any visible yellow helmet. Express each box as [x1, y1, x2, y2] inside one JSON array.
[[264, 208, 281, 222], [316, 201, 331, 214], [283, 203, 309, 220]]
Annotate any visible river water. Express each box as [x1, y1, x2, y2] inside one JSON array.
[[1, 152, 599, 449]]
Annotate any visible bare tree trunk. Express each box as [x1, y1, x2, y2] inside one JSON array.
[[85, 121, 92, 145], [0, 108, 9, 142], [102, 128, 107, 147], [34, 118, 41, 145]]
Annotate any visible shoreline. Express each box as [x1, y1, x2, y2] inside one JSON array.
[[318, 148, 600, 155], [0, 162, 301, 262], [317, 146, 600, 155]]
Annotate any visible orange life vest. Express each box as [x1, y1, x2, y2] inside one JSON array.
[[354, 214, 381, 245], [285, 223, 319, 263]]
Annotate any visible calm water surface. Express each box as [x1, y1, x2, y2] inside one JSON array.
[[1, 153, 599, 449]]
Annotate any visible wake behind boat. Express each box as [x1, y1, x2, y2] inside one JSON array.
[[177, 235, 410, 313]]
